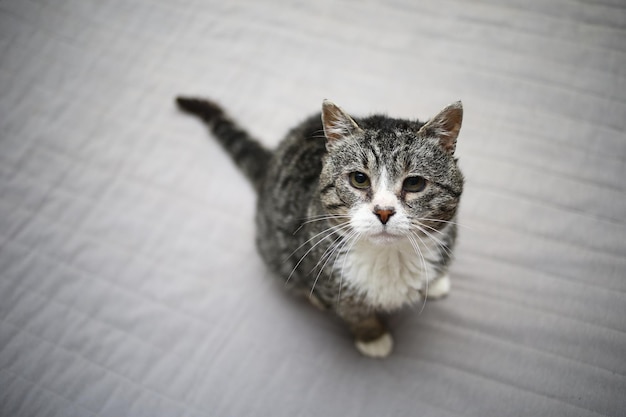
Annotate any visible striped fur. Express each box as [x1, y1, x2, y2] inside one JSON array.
[[176, 97, 464, 357]]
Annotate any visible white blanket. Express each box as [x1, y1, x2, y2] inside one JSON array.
[[1, 0, 625, 415]]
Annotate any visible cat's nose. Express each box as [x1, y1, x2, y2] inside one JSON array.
[[374, 207, 395, 225]]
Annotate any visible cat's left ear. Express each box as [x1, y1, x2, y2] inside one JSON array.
[[321, 100, 362, 147], [418, 101, 463, 154]]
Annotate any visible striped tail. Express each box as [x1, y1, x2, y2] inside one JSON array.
[[176, 97, 272, 193]]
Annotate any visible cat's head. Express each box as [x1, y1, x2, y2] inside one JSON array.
[[319, 100, 464, 246]]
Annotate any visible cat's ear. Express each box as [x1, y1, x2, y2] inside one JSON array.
[[418, 101, 463, 154], [321, 100, 362, 146]]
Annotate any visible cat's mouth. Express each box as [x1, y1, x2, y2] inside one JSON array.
[[368, 231, 403, 245]]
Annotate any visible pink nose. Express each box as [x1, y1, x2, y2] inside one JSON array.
[[374, 208, 395, 225]]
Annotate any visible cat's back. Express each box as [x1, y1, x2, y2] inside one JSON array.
[[262, 113, 327, 198], [256, 114, 327, 262]]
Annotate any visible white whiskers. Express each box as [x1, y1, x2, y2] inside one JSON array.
[[417, 217, 472, 230], [310, 229, 360, 299], [284, 212, 462, 313], [405, 232, 429, 314], [284, 220, 352, 285], [292, 214, 350, 235], [405, 217, 464, 313], [411, 222, 453, 259], [333, 230, 362, 304]]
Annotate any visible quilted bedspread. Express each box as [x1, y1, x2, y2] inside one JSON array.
[[1, 0, 625, 416]]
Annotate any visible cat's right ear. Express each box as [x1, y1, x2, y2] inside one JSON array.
[[321, 100, 362, 147]]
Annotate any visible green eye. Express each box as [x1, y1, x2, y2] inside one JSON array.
[[403, 176, 427, 192], [349, 172, 371, 189]]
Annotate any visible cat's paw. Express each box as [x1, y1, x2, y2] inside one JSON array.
[[423, 274, 451, 300], [355, 333, 394, 358]]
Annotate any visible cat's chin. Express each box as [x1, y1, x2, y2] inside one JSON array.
[[366, 231, 404, 246]]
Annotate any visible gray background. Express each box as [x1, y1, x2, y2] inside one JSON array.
[[1, 0, 625, 416]]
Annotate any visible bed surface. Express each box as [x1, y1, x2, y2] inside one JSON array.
[[1, 0, 625, 416]]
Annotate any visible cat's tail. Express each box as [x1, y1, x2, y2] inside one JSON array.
[[176, 96, 272, 193]]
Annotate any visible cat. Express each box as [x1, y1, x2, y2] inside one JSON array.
[[176, 96, 464, 358]]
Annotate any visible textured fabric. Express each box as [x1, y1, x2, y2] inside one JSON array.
[[1, 0, 625, 416]]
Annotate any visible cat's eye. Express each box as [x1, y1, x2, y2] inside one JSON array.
[[403, 176, 427, 192], [349, 172, 371, 189]]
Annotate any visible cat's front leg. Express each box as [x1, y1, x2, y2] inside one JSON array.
[[336, 306, 393, 358], [420, 273, 451, 300], [354, 328, 394, 358]]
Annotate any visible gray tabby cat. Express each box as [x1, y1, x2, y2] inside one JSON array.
[[176, 96, 464, 358]]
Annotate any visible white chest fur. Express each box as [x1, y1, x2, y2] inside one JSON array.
[[340, 238, 440, 311]]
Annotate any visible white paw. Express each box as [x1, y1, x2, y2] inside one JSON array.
[[424, 274, 451, 299], [355, 333, 394, 358]]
